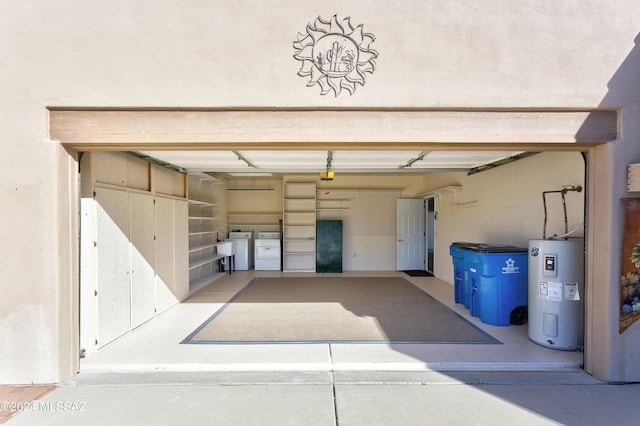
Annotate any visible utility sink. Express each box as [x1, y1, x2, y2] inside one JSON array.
[[216, 241, 236, 256]]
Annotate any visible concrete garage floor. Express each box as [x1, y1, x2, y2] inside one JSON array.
[[7, 272, 640, 425], [80, 272, 583, 372]]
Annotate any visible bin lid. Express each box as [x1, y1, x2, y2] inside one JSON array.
[[450, 242, 477, 249], [463, 243, 527, 253]]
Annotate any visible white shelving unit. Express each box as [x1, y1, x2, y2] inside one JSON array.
[[316, 199, 351, 211], [188, 173, 225, 292], [227, 212, 283, 234], [283, 182, 316, 272], [316, 190, 355, 220]]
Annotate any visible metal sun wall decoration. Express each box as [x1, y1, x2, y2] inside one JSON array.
[[293, 15, 378, 97]]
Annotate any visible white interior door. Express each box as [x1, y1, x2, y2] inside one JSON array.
[[95, 187, 131, 348], [397, 199, 426, 270]]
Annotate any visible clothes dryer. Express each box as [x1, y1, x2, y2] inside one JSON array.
[[255, 232, 281, 270]]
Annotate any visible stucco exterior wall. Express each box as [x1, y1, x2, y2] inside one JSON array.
[[2, 1, 638, 108], [1, 1, 640, 383], [586, 104, 640, 382]]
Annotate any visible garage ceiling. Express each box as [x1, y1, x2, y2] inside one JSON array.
[[138, 150, 528, 175]]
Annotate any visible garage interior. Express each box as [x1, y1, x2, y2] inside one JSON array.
[[54, 108, 603, 373], [77, 145, 586, 372]]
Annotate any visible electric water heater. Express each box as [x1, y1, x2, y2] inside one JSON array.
[[528, 238, 584, 350]]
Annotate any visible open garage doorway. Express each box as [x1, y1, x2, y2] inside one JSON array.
[[57, 109, 608, 372], [75, 149, 587, 372]]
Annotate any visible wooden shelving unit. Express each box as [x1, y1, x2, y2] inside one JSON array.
[[316, 199, 351, 211], [187, 173, 225, 292], [227, 213, 282, 231], [283, 182, 316, 272]]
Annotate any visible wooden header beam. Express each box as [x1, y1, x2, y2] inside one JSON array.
[[49, 109, 617, 151]]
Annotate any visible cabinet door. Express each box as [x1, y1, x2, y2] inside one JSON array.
[[129, 192, 156, 328], [316, 220, 343, 273], [174, 200, 189, 300], [95, 187, 131, 347], [155, 197, 178, 312]]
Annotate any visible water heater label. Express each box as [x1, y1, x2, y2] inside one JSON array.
[[539, 281, 548, 296], [564, 282, 580, 301], [539, 281, 563, 301]]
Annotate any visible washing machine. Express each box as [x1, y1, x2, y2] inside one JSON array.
[[254, 232, 281, 270], [225, 231, 254, 270]]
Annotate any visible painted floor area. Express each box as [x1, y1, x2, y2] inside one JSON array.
[[80, 271, 582, 372]]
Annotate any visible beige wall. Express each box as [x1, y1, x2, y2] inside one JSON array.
[[226, 178, 283, 234], [227, 174, 424, 270], [1, 1, 640, 383], [226, 153, 585, 274], [430, 152, 585, 284]]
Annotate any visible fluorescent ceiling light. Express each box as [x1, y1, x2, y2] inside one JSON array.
[[332, 151, 426, 168], [228, 172, 273, 176], [242, 151, 327, 168], [138, 151, 241, 169]]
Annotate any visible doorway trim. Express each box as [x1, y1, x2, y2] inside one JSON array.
[[50, 108, 614, 381], [425, 196, 436, 274]]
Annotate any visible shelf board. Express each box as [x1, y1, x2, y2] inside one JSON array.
[[189, 231, 216, 236], [227, 212, 282, 215], [227, 212, 283, 225], [188, 199, 218, 207], [189, 255, 224, 270], [417, 185, 463, 198], [189, 243, 218, 252], [189, 216, 215, 220], [227, 224, 281, 228]]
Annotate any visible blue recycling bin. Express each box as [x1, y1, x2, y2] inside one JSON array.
[[449, 242, 476, 307], [462, 248, 484, 317], [466, 244, 528, 326], [450, 243, 528, 326]]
